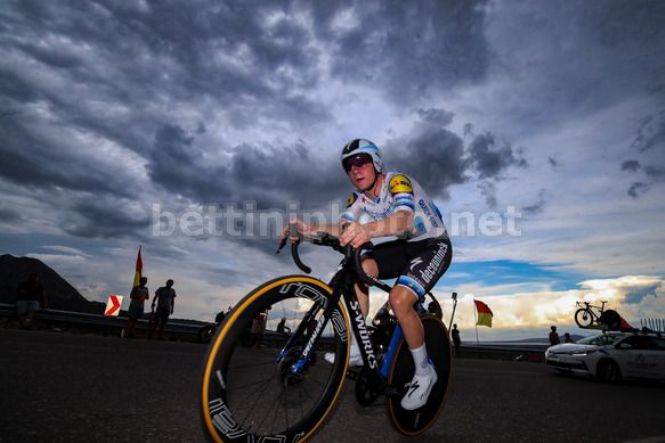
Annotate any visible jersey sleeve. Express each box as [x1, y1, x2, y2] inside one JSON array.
[[388, 174, 415, 214], [340, 192, 363, 223]]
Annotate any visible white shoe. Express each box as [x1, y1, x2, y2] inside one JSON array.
[[400, 363, 438, 410], [324, 343, 363, 367]]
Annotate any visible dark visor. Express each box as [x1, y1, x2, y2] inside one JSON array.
[[343, 153, 373, 172]]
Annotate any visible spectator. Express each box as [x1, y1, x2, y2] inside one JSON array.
[[276, 317, 287, 334], [564, 332, 574, 343], [215, 310, 226, 324], [15, 273, 47, 329], [250, 309, 267, 347], [150, 279, 176, 340], [427, 299, 443, 320], [549, 325, 560, 346], [451, 323, 461, 356], [126, 276, 149, 338]]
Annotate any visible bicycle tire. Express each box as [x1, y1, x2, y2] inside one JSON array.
[[387, 316, 451, 436], [200, 275, 350, 442], [574, 308, 594, 328]]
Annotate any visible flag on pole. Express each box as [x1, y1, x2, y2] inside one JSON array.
[[132, 246, 143, 288], [474, 299, 493, 328]]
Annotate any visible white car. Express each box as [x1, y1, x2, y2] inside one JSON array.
[[545, 332, 665, 382]]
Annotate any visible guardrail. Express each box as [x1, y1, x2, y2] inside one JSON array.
[[0, 303, 211, 342], [459, 343, 548, 362], [1, 303, 550, 361]]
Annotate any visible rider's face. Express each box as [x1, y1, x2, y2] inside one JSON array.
[[346, 159, 376, 191]]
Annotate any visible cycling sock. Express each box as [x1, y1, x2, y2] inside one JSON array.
[[409, 344, 430, 376]]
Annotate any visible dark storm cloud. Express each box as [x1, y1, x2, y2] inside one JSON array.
[[621, 160, 641, 172], [0, 0, 331, 156], [624, 110, 665, 197], [415, 108, 455, 127], [383, 108, 529, 201], [311, 0, 491, 104], [522, 190, 546, 216], [631, 110, 665, 153], [61, 197, 151, 239], [624, 283, 660, 304], [489, 1, 665, 127], [628, 182, 649, 199], [477, 181, 497, 209], [147, 123, 347, 208], [0, 207, 21, 223], [467, 133, 527, 180], [384, 127, 467, 199], [0, 118, 136, 197]]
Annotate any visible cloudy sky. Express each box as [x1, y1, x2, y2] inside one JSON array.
[[1, 0, 664, 340]]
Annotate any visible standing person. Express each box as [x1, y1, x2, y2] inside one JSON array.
[[451, 323, 461, 356], [150, 279, 176, 340], [564, 332, 573, 343], [15, 273, 47, 329], [282, 138, 452, 410], [549, 325, 560, 346], [126, 276, 149, 338]]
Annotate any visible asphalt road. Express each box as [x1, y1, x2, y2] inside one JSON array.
[[2, 329, 665, 443]]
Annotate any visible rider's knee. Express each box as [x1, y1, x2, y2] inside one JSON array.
[[389, 288, 415, 316], [360, 257, 378, 278]]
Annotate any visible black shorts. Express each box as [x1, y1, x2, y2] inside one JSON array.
[[155, 307, 171, 325], [369, 237, 452, 299]]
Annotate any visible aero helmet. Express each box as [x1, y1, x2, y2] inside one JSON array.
[[340, 139, 384, 173]]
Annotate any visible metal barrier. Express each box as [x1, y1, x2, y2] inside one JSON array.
[[1, 303, 551, 360], [0, 303, 211, 341]]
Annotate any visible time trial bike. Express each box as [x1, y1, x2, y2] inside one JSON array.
[[200, 228, 452, 442]]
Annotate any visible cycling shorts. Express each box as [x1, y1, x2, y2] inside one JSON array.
[[368, 237, 452, 299]]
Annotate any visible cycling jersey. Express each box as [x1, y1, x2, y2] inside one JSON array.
[[340, 171, 448, 242]]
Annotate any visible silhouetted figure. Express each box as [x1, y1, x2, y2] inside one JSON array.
[[549, 325, 560, 346], [15, 273, 47, 329], [276, 317, 287, 334], [427, 299, 443, 320], [250, 309, 267, 347], [150, 279, 176, 340], [126, 276, 149, 338], [215, 310, 226, 324], [451, 323, 461, 356], [564, 332, 574, 343]]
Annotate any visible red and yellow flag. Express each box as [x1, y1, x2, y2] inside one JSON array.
[[474, 299, 493, 328], [132, 246, 143, 288]]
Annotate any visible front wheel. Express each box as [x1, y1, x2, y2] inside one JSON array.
[[597, 360, 621, 383], [200, 276, 351, 442], [574, 308, 594, 328], [387, 316, 452, 436]]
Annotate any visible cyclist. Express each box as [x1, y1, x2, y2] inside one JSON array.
[[282, 138, 452, 410]]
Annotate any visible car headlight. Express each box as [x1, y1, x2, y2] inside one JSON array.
[[570, 350, 596, 356]]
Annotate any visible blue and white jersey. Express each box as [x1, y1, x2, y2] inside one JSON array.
[[340, 171, 448, 242]]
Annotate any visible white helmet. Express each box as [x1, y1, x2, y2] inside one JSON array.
[[340, 139, 384, 173]]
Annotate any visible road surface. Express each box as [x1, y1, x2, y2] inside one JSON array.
[[1, 329, 664, 442]]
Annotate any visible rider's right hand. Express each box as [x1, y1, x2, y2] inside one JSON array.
[[278, 219, 311, 246]]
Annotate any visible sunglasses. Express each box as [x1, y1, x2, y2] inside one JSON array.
[[343, 154, 373, 172]]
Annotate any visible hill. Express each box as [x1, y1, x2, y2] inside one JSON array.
[[0, 254, 105, 314]]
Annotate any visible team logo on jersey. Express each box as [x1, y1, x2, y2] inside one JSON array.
[[389, 174, 413, 194], [346, 193, 358, 208]]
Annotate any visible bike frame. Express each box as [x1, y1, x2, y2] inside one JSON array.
[[577, 301, 607, 321], [276, 257, 407, 385]]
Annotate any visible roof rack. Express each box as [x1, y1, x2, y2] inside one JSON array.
[[639, 318, 664, 336]]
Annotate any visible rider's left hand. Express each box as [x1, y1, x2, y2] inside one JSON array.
[[340, 222, 370, 248]]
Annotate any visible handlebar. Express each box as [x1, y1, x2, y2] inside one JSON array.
[[276, 225, 392, 293]]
